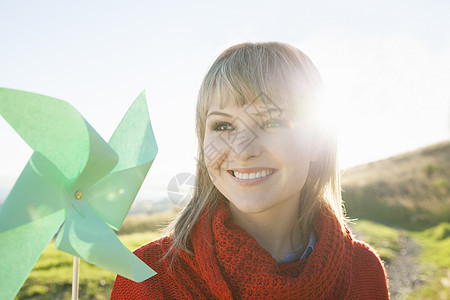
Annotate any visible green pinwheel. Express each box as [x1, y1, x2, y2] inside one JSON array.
[[0, 88, 158, 299]]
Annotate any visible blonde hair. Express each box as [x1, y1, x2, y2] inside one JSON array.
[[165, 42, 345, 263]]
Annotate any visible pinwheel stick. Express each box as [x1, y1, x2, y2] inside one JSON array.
[[72, 257, 80, 300]]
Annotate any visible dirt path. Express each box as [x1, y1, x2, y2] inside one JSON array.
[[387, 234, 424, 299]]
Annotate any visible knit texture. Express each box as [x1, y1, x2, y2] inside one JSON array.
[[112, 201, 389, 299]]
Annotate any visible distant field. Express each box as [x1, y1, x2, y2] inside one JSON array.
[[342, 140, 450, 229]]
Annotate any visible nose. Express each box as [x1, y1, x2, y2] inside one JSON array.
[[228, 126, 261, 159]]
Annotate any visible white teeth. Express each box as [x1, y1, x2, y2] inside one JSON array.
[[233, 170, 273, 180]]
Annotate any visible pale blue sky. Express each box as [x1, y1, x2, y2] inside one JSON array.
[[1, 0, 449, 201]]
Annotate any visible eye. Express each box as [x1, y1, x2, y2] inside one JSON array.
[[213, 121, 235, 132], [261, 119, 288, 130]]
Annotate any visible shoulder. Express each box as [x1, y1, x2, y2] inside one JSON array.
[[134, 235, 173, 268], [348, 239, 390, 299], [111, 235, 174, 299], [351, 239, 386, 271]]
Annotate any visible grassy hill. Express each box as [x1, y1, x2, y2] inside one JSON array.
[[342, 140, 450, 229]]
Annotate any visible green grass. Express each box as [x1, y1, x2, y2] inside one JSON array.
[[353, 219, 450, 299], [406, 222, 450, 299], [16, 229, 164, 299], [116, 210, 175, 235], [351, 219, 401, 264]]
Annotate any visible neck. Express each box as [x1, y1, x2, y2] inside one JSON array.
[[229, 200, 302, 262]]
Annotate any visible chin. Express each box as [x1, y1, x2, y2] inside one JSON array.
[[228, 196, 276, 215]]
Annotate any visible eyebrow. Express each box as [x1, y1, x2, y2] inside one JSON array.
[[206, 111, 233, 118], [265, 107, 284, 114], [206, 107, 286, 119]]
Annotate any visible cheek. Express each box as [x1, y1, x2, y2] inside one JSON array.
[[292, 128, 314, 160], [277, 135, 313, 179], [292, 145, 313, 184], [203, 134, 231, 173]]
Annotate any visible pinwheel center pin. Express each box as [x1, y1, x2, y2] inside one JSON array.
[[75, 191, 83, 200]]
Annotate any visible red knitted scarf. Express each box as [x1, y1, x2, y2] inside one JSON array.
[[170, 201, 354, 299]]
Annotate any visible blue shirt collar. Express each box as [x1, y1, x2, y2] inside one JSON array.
[[280, 231, 316, 263]]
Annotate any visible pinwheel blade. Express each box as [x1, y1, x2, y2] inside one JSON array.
[[88, 90, 158, 230], [108, 90, 158, 170], [84, 163, 153, 231], [69, 121, 119, 194], [55, 201, 156, 282], [0, 88, 90, 180], [0, 152, 69, 233], [0, 210, 65, 300], [0, 88, 119, 191]]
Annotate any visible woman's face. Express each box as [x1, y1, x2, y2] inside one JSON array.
[[204, 94, 316, 216]]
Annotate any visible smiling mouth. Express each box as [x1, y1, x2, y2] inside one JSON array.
[[229, 169, 275, 180]]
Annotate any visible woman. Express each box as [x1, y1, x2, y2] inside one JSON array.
[[112, 42, 389, 299]]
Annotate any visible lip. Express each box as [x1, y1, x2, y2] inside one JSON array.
[[230, 167, 275, 173], [227, 168, 277, 186]]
